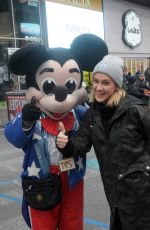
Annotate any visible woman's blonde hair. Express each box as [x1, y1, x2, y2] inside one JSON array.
[[89, 87, 126, 107]]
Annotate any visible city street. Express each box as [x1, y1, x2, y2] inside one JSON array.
[[0, 128, 110, 230]]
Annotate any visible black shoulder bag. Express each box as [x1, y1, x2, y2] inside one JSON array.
[[22, 174, 62, 210]]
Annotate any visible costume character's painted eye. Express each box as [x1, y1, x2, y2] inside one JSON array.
[[65, 79, 76, 94], [42, 79, 56, 95]]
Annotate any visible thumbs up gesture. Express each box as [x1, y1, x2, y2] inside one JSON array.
[[56, 122, 68, 149]]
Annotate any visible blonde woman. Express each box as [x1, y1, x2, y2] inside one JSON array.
[[56, 55, 150, 230]]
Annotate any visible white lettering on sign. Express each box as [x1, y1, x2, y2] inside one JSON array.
[[7, 96, 27, 111], [66, 24, 90, 33], [7, 48, 19, 56], [122, 10, 142, 48]]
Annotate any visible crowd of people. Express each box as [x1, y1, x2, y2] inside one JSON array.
[[123, 67, 150, 103]]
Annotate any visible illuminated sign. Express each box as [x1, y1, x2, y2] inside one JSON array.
[[45, 1, 104, 48]]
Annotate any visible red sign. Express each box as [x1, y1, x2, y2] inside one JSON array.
[[6, 94, 27, 121]]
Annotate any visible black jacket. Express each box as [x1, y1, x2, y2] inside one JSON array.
[[60, 94, 150, 230]]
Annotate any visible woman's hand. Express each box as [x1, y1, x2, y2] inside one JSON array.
[[56, 122, 68, 149]]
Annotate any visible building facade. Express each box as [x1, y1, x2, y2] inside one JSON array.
[[103, 0, 150, 74]]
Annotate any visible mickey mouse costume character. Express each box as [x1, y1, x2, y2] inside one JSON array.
[[4, 33, 108, 230]]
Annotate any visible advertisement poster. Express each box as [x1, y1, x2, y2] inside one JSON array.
[[45, 1, 104, 48], [6, 93, 27, 121]]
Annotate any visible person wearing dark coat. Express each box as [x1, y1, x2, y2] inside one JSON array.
[[123, 73, 150, 102], [144, 67, 150, 86], [56, 55, 150, 230], [123, 74, 136, 92]]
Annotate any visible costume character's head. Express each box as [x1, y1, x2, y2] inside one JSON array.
[[9, 33, 108, 120]]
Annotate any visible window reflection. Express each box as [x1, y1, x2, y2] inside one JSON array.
[[13, 0, 41, 45], [0, 41, 16, 100], [123, 58, 148, 76], [0, 0, 13, 37], [0, 0, 41, 100]]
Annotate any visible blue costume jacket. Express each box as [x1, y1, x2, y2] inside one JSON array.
[[4, 105, 87, 228]]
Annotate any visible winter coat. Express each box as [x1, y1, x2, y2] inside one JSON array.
[[61, 94, 150, 230]]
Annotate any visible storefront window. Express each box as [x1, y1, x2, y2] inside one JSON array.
[[0, 0, 14, 38], [123, 58, 147, 76], [13, 0, 41, 46], [132, 59, 136, 75], [127, 59, 132, 74], [135, 59, 141, 74], [147, 58, 150, 68], [0, 40, 17, 100], [0, 0, 41, 100]]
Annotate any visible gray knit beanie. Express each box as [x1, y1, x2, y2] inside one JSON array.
[[92, 55, 124, 88]]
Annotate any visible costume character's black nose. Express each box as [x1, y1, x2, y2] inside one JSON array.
[[54, 85, 68, 102]]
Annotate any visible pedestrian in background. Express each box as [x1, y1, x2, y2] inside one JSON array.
[[144, 67, 150, 86], [123, 70, 150, 102], [129, 73, 150, 101], [56, 55, 150, 230]]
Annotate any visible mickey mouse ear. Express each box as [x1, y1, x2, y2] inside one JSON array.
[[71, 33, 108, 72], [9, 43, 48, 75]]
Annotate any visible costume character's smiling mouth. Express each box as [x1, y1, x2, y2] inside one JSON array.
[[50, 112, 66, 119]]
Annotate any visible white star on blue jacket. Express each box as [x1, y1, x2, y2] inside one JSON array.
[[27, 161, 40, 177], [75, 156, 83, 171]]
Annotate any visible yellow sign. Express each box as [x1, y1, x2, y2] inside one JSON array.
[[45, 0, 102, 11], [83, 71, 92, 85]]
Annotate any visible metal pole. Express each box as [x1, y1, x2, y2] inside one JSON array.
[[10, 0, 17, 47]]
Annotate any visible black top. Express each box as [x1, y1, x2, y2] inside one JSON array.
[[95, 101, 117, 133]]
